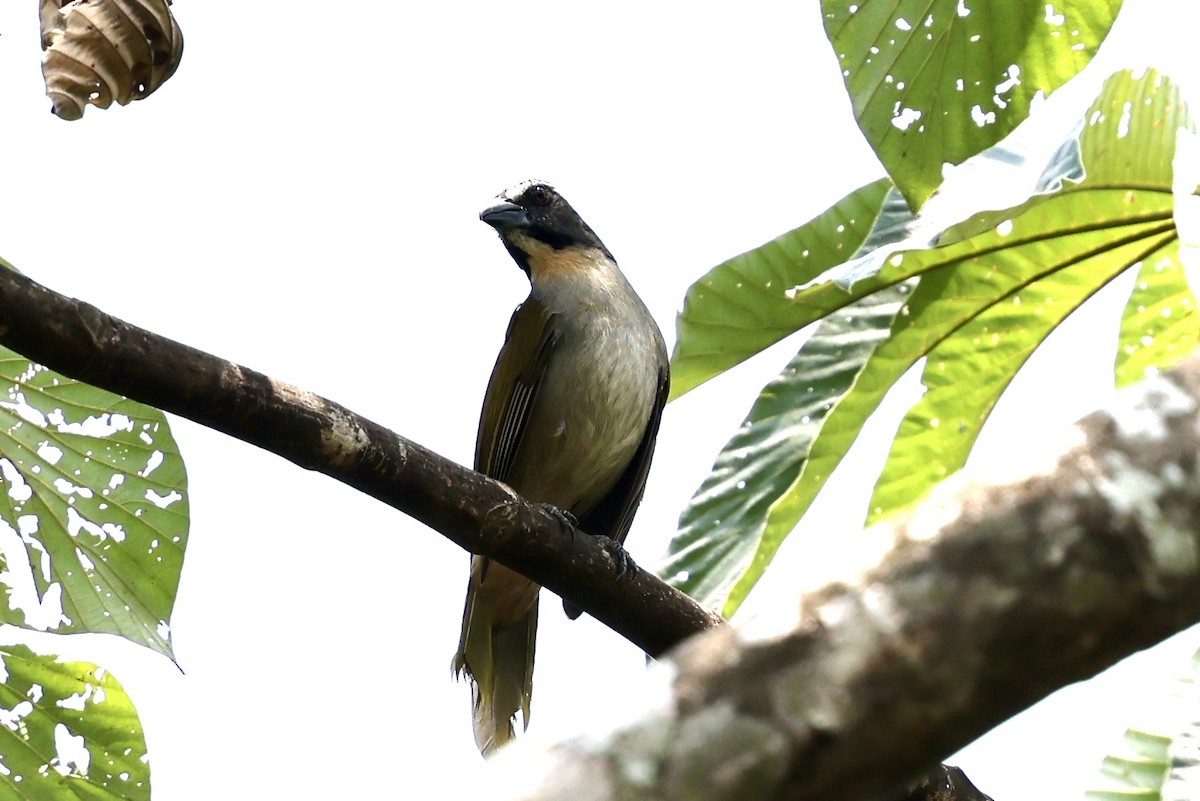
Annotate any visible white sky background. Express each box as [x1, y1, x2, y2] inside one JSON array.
[[0, 1, 1199, 799]]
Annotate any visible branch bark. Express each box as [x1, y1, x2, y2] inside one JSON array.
[[0, 267, 720, 657], [481, 357, 1200, 801]]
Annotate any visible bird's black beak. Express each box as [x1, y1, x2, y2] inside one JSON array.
[[480, 201, 529, 230]]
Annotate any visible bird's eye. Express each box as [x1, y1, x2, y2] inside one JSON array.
[[527, 185, 552, 207]]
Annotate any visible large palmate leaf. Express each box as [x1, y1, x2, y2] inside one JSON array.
[[822, 0, 1123, 209], [0, 346, 187, 658], [869, 68, 1192, 520], [0, 644, 148, 800], [664, 69, 1189, 616]]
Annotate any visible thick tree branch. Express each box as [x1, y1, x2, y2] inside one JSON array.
[[0, 267, 720, 657], [482, 357, 1200, 801]]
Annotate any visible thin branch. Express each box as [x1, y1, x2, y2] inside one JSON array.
[[481, 356, 1200, 801], [0, 267, 721, 657]]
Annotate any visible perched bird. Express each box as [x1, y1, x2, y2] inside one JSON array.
[[451, 181, 669, 757]]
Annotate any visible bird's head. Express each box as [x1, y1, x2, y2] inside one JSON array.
[[480, 181, 614, 278]]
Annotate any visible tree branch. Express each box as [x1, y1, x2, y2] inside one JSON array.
[[481, 356, 1200, 801], [0, 267, 720, 657]]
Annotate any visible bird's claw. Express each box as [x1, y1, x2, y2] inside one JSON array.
[[540, 503, 578, 538], [561, 535, 639, 620], [597, 535, 637, 579]]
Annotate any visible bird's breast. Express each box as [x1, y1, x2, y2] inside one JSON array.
[[505, 309, 661, 515]]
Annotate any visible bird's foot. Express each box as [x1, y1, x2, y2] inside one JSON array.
[[539, 503, 578, 538], [596, 535, 638, 579], [561, 537, 638, 620]]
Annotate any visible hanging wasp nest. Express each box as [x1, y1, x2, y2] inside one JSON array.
[[40, 0, 184, 120]]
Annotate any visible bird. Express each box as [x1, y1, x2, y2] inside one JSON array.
[[451, 180, 669, 757]]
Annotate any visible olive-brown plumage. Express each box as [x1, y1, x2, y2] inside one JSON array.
[[451, 181, 668, 756]]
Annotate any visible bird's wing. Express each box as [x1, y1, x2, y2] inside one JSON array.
[[577, 361, 670, 544], [475, 296, 558, 481]]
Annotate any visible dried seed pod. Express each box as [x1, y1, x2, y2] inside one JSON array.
[[40, 0, 184, 120]]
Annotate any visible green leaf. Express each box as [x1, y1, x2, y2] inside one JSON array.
[[754, 193, 1172, 608], [1085, 645, 1200, 801], [1083, 68, 1187, 189], [662, 281, 913, 612], [0, 348, 187, 658], [1098, 752, 1171, 791], [673, 188, 1173, 613], [1115, 249, 1199, 388], [665, 69, 1187, 615], [0, 644, 148, 800], [669, 178, 894, 399], [1085, 790, 1161, 801], [1110, 70, 1200, 388], [869, 201, 1175, 521], [821, 0, 1123, 209], [872, 68, 1193, 519]]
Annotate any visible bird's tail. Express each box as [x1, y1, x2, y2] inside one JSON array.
[[452, 558, 539, 757]]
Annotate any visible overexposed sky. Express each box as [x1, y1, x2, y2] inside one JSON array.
[[1, 2, 1199, 799]]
